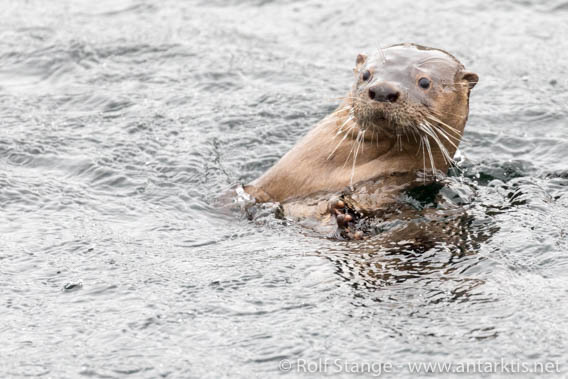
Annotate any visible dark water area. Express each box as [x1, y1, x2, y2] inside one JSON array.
[[1, 0, 567, 378]]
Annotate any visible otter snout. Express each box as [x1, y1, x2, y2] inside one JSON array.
[[368, 82, 401, 103]]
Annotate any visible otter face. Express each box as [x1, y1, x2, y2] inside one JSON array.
[[350, 43, 478, 157]]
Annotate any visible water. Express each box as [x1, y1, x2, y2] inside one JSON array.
[[1, 0, 567, 378]]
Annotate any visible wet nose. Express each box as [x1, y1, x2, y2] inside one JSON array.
[[368, 82, 401, 103]]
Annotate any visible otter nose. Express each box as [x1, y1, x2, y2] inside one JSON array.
[[368, 82, 401, 103]]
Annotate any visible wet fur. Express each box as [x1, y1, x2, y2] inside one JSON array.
[[244, 43, 478, 222]]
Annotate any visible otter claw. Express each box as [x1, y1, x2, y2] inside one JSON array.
[[328, 197, 363, 240], [328, 197, 345, 213]]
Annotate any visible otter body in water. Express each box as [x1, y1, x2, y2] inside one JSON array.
[[244, 43, 478, 232]]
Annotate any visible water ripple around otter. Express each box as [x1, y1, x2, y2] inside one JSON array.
[[1, 0, 567, 378]]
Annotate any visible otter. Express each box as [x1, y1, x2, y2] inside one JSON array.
[[243, 43, 478, 236]]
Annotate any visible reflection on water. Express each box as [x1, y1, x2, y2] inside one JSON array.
[[322, 180, 498, 295], [1, 0, 568, 377]]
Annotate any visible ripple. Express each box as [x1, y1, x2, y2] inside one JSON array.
[[1, 0, 567, 378]]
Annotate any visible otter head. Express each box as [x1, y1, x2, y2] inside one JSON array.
[[350, 43, 478, 170]]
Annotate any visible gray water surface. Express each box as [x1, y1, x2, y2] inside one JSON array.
[[1, 0, 568, 378]]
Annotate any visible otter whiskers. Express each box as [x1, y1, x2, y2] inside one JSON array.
[[346, 128, 366, 187], [328, 123, 355, 160], [412, 115, 462, 180]]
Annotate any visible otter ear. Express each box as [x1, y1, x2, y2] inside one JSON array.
[[354, 53, 367, 72], [460, 71, 479, 90]]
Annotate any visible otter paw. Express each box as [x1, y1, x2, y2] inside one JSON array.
[[328, 196, 364, 240]]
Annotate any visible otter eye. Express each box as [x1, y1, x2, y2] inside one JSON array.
[[361, 70, 371, 81], [418, 77, 431, 89]]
